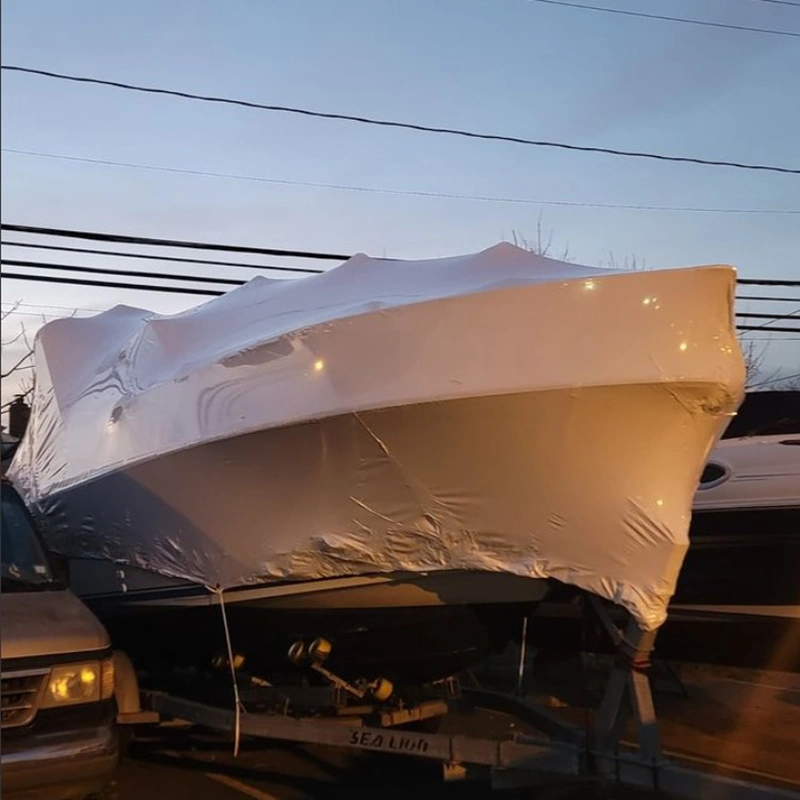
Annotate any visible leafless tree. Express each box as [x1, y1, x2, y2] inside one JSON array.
[[509, 212, 571, 261], [739, 338, 800, 391], [602, 251, 646, 272], [1, 302, 36, 412]]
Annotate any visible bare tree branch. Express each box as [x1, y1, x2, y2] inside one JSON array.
[[0, 301, 21, 323], [1, 350, 33, 379], [1, 328, 25, 346], [510, 212, 572, 260]]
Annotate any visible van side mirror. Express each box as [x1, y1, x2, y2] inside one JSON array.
[[49, 551, 70, 584]]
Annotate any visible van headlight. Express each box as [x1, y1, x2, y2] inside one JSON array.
[[41, 658, 115, 707]]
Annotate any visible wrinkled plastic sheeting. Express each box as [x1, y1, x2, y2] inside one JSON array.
[[9, 243, 746, 630]]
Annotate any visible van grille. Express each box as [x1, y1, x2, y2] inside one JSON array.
[[1, 671, 48, 729]]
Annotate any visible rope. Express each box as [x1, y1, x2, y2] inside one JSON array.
[[207, 585, 244, 757]]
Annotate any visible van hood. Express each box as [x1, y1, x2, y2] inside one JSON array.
[[0, 589, 110, 662]]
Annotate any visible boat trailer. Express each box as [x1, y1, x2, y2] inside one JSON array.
[[116, 600, 800, 799]]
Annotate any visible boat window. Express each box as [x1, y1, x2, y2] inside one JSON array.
[[698, 462, 729, 490]]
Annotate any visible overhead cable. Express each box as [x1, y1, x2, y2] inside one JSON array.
[[5, 271, 800, 330], [750, 0, 800, 8], [2, 66, 798, 175], [1, 223, 347, 261], [527, 0, 800, 38], [4, 149, 798, 215], [749, 371, 800, 387], [737, 325, 800, 333], [0, 241, 326, 275], [736, 311, 800, 319], [2, 259, 248, 287], [737, 294, 800, 303], [1, 272, 224, 296], [737, 278, 800, 287]]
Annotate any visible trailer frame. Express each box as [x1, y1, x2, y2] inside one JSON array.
[[114, 599, 800, 799]]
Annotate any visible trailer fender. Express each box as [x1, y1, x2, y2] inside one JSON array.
[[113, 650, 158, 725]]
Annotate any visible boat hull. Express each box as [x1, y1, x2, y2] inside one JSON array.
[[36, 381, 734, 634]]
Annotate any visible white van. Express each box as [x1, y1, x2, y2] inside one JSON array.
[[1, 478, 120, 800]]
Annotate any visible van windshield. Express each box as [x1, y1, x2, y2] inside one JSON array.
[[1, 489, 56, 590]]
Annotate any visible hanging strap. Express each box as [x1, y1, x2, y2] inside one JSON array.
[[207, 584, 244, 757]]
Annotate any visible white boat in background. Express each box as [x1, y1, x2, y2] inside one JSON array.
[[664, 418, 800, 672], [8, 243, 744, 682], [531, 391, 800, 673]]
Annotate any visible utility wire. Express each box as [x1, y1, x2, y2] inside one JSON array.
[[5, 270, 800, 330], [1, 224, 347, 261], [737, 294, 800, 303], [5, 148, 798, 215], [751, 0, 800, 8], [738, 306, 800, 334], [2, 66, 798, 175], [5, 299, 796, 320], [2, 272, 225, 297], [1, 259, 248, 287], [2, 309, 96, 319], [737, 325, 800, 332], [527, 0, 800, 38], [0, 301, 103, 314], [1, 241, 326, 275], [737, 278, 800, 287], [736, 311, 800, 319], [5, 259, 796, 310], [749, 371, 800, 388], [4, 225, 798, 290]]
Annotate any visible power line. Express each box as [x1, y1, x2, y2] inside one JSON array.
[[751, 0, 800, 8], [737, 294, 800, 303], [2, 66, 798, 176], [528, 0, 800, 37], [1, 240, 326, 275], [4, 295, 796, 323], [738, 306, 800, 334], [2, 259, 248, 287], [5, 148, 799, 215], [737, 278, 800, 287], [1, 309, 95, 319], [736, 311, 800, 319], [2, 272, 225, 297], [1, 224, 347, 261], [1, 301, 102, 314], [749, 371, 800, 388], [4, 224, 798, 291], [737, 325, 800, 332], [5, 270, 800, 330]]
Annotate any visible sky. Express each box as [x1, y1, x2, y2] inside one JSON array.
[[1, 0, 799, 414]]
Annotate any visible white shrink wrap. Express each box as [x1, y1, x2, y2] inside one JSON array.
[[9, 243, 746, 630]]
